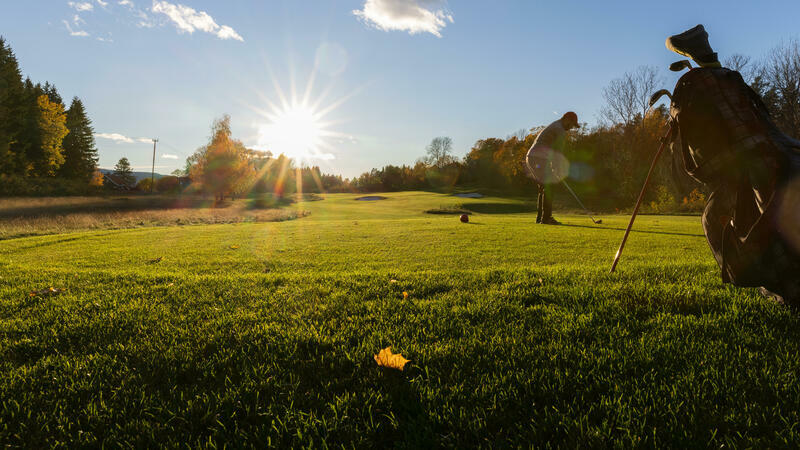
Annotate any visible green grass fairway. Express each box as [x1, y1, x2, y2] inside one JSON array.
[[1, 192, 798, 447]]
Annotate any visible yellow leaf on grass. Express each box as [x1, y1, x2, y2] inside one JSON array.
[[403, 291, 409, 299], [230, 245, 240, 249], [374, 347, 410, 371]]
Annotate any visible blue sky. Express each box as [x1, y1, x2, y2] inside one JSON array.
[[2, 0, 798, 177]]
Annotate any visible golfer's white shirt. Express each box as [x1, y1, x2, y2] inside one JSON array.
[[526, 119, 566, 183]]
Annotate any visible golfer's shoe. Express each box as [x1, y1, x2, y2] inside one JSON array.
[[542, 217, 561, 225], [666, 24, 721, 68]]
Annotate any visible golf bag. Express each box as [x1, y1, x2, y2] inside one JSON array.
[[668, 67, 800, 303]]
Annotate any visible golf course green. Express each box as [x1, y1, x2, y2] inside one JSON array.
[[1, 192, 798, 447]]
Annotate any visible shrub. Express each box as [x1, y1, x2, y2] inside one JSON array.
[[136, 178, 154, 192], [680, 188, 706, 213], [155, 176, 182, 193], [648, 185, 677, 214], [0, 175, 101, 196]]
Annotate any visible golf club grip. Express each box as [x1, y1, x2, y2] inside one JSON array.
[[610, 124, 673, 273]]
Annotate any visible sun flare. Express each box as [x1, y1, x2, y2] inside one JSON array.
[[257, 103, 326, 161]]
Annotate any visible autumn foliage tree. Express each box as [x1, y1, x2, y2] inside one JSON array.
[[189, 115, 255, 202], [33, 94, 69, 176], [0, 37, 101, 194]]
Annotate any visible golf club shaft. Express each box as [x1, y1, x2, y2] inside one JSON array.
[[560, 179, 596, 221], [610, 124, 674, 273]]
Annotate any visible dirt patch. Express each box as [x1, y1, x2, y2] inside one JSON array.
[[354, 196, 387, 201]]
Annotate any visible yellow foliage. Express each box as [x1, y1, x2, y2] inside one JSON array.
[[374, 347, 410, 371], [36, 95, 69, 176], [89, 170, 104, 187]]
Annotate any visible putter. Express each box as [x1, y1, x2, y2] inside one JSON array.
[[560, 179, 602, 224]]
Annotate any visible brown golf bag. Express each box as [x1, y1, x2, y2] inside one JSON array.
[[668, 67, 800, 304]]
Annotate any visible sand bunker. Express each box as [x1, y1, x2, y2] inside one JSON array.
[[453, 193, 484, 198], [355, 196, 387, 201]]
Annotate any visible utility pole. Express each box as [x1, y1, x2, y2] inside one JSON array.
[[150, 138, 158, 193]]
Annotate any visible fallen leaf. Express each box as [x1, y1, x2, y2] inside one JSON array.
[[403, 291, 409, 299], [148, 256, 163, 264], [230, 245, 240, 249], [390, 279, 398, 284], [28, 287, 65, 297], [374, 347, 410, 371]]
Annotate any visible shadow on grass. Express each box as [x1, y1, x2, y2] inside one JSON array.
[[0, 196, 225, 218], [460, 202, 537, 214], [559, 223, 705, 238], [0, 194, 305, 218]]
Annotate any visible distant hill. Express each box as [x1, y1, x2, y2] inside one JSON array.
[[98, 169, 169, 182]]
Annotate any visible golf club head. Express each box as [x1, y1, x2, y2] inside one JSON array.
[[669, 59, 693, 72], [594, 219, 603, 224], [648, 89, 673, 109]]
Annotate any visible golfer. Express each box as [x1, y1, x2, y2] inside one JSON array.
[[526, 111, 580, 224]]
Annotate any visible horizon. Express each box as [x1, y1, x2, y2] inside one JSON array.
[[3, 0, 799, 178]]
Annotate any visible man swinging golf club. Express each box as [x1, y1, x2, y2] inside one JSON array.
[[526, 111, 580, 224]]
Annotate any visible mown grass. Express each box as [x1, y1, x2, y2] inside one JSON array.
[[0, 191, 798, 447]]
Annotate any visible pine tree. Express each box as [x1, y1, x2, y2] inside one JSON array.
[[60, 97, 98, 181], [114, 157, 135, 186], [18, 78, 45, 176], [0, 37, 26, 176], [42, 82, 64, 107]]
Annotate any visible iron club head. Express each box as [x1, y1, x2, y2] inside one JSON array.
[[648, 89, 673, 109], [669, 59, 693, 72]]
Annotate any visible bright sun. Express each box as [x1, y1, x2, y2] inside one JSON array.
[[257, 103, 326, 161]]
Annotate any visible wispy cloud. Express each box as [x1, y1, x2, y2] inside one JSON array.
[[68, 1, 94, 11], [95, 0, 108, 7], [96, 133, 152, 143], [151, 1, 244, 41], [63, 19, 90, 37], [353, 0, 453, 37], [161, 153, 179, 159], [118, 0, 133, 7]]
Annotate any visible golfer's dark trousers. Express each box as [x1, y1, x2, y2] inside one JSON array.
[[536, 183, 553, 223]]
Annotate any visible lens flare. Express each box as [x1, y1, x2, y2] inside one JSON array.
[[257, 104, 327, 161]]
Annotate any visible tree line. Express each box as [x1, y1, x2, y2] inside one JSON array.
[[183, 34, 800, 210], [0, 37, 100, 196], [334, 40, 800, 211], [3, 35, 798, 208]]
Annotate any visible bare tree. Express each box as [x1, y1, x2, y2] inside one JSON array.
[[425, 136, 454, 168], [507, 128, 528, 140], [723, 53, 757, 83], [601, 65, 663, 126], [758, 39, 800, 138]]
